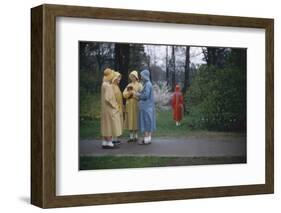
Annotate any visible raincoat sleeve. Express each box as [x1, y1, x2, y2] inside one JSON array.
[[104, 84, 118, 109], [138, 83, 151, 101]]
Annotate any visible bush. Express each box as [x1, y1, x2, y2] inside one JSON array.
[[186, 65, 246, 131]]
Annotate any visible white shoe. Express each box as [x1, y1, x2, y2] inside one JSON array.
[[107, 141, 114, 147], [102, 141, 107, 146], [144, 137, 151, 144], [102, 141, 116, 149]]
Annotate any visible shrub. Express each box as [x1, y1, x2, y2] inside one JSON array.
[[153, 81, 172, 111], [186, 65, 246, 131]]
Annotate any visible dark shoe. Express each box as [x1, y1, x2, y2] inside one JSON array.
[[127, 139, 135, 143], [112, 140, 121, 145], [133, 138, 138, 143], [102, 145, 119, 149]]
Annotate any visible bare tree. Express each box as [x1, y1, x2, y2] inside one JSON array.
[[166, 46, 169, 86], [183, 46, 190, 94], [145, 46, 155, 81], [171, 46, 176, 90]]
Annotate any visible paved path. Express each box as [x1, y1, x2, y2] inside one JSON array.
[[80, 135, 246, 157]]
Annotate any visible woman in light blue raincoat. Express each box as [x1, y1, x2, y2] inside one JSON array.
[[135, 69, 156, 144]]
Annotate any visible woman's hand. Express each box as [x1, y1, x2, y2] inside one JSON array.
[[133, 91, 140, 100]]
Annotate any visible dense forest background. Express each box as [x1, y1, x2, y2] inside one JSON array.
[[79, 42, 246, 136]]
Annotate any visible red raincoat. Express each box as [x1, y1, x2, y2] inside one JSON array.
[[171, 85, 184, 122]]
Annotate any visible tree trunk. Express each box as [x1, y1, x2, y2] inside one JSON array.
[[183, 46, 190, 94], [171, 46, 176, 90], [166, 46, 169, 86], [146, 55, 151, 82], [207, 47, 215, 66], [114, 43, 130, 91], [206, 47, 226, 68]]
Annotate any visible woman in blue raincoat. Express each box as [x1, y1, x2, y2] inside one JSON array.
[[135, 69, 156, 144]]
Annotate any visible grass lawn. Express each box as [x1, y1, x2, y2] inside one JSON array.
[[79, 92, 245, 139], [80, 110, 244, 139], [79, 155, 246, 170], [79, 92, 202, 139]]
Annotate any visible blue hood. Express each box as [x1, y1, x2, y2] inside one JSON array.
[[140, 69, 150, 81]]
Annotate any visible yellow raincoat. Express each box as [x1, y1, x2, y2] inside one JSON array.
[[100, 69, 122, 137], [123, 71, 143, 130]]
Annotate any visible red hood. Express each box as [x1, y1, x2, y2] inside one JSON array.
[[175, 85, 181, 92]]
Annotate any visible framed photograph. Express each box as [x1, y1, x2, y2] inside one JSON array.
[[31, 4, 274, 208]]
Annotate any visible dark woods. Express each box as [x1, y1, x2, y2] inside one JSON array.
[[79, 42, 148, 92], [79, 42, 194, 92], [79, 42, 246, 132]]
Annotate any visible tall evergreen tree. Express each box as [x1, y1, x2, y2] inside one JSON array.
[[129, 44, 147, 72]]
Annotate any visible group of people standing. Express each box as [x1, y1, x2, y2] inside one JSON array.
[[100, 68, 156, 149]]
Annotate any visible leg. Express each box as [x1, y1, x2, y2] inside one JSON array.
[[127, 131, 134, 142], [134, 130, 138, 142]]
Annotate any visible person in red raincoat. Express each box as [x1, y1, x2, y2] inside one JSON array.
[[171, 85, 184, 126]]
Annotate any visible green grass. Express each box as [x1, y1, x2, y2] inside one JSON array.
[[79, 92, 245, 139], [80, 110, 244, 140], [80, 93, 101, 121], [154, 110, 197, 137], [79, 92, 104, 139], [79, 155, 246, 170]]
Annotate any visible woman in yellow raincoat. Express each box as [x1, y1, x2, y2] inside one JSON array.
[[111, 71, 123, 144], [123, 70, 143, 142], [100, 68, 122, 149]]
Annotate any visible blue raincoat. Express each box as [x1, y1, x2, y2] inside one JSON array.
[[137, 70, 156, 133]]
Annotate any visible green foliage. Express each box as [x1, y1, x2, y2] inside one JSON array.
[[129, 44, 147, 71], [80, 70, 102, 96], [80, 93, 101, 121], [79, 93, 103, 139], [186, 64, 246, 131]]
